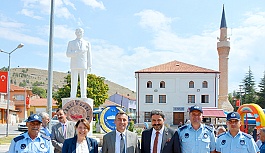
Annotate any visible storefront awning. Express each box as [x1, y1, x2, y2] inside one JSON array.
[[202, 109, 226, 118]]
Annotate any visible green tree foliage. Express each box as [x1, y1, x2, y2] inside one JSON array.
[[0, 67, 8, 71], [257, 71, 265, 108], [32, 86, 47, 98], [241, 67, 257, 104], [53, 74, 109, 108], [228, 91, 240, 111]]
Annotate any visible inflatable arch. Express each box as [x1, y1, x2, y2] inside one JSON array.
[[237, 103, 265, 129]]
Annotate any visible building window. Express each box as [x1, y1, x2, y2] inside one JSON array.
[[160, 81, 165, 88], [189, 81, 194, 88], [201, 95, 209, 103], [188, 95, 195, 103], [145, 95, 153, 103], [144, 112, 151, 122], [159, 95, 166, 103], [13, 94, 25, 101], [202, 81, 208, 88], [147, 81, 152, 88]]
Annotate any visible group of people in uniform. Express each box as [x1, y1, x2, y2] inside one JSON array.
[[8, 105, 265, 153]]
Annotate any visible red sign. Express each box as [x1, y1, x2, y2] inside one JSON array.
[[0, 71, 8, 93], [236, 99, 240, 107], [26, 96, 30, 105]]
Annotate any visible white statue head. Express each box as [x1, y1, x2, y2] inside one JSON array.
[[75, 28, 84, 39]]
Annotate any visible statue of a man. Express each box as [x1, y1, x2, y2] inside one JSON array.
[[66, 28, 92, 98]]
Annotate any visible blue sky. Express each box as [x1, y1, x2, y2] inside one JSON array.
[[0, 0, 265, 93]]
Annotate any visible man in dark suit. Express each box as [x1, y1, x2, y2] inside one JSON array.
[[51, 109, 76, 153], [141, 109, 176, 153], [102, 111, 140, 153]]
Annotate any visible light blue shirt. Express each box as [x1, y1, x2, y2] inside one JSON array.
[[9, 132, 53, 153], [178, 124, 215, 153], [216, 131, 259, 153], [40, 127, 51, 138]]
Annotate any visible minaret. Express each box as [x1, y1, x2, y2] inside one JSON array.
[[217, 5, 233, 111]]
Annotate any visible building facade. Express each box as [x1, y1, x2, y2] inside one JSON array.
[[135, 60, 220, 125]]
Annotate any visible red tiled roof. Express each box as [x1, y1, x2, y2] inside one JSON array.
[[30, 98, 57, 107], [10, 84, 26, 91], [10, 84, 33, 95], [135, 60, 219, 73]]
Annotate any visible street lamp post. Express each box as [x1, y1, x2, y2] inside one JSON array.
[[0, 43, 24, 137]]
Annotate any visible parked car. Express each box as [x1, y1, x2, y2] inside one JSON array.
[[18, 120, 28, 131], [50, 115, 59, 127]]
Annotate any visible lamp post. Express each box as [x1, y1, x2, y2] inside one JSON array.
[[0, 43, 24, 137]]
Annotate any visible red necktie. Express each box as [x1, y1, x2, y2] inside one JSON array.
[[153, 131, 159, 153]]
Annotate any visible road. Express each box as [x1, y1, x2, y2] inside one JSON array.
[[0, 123, 23, 153]]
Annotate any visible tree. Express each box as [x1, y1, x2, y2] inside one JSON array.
[[257, 71, 265, 108], [53, 74, 109, 108], [241, 67, 257, 104], [32, 86, 47, 98]]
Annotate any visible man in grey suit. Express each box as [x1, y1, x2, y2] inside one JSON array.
[[66, 28, 92, 98], [102, 111, 140, 153], [51, 109, 75, 153], [141, 109, 176, 153]]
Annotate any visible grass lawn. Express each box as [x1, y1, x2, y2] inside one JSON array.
[[0, 136, 15, 144]]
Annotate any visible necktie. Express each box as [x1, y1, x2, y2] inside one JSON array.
[[63, 124, 67, 138], [153, 131, 159, 153], [120, 133, 125, 153]]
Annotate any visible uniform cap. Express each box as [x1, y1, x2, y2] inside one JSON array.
[[189, 105, 203, 113], [226, 112, 240, 121], [26, 114, 42, 123]]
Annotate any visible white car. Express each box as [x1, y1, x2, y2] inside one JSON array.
[[50, 115, 59, 127], [18, 120, 28, 131]]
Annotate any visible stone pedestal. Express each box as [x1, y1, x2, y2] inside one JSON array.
[[62, 97, 94, 136]]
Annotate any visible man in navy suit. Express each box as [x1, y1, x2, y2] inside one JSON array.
[[141, 109, 176, 153]]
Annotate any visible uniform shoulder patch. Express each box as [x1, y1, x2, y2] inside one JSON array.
[[217, 132, 226, 138], [242, 132, 252, 139], [179, 124, 188, 131], [14, 135, 25, 142], [205, 125, 213, 132], [41, 134, 51, 141]]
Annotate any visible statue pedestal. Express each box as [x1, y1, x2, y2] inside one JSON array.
[[62, 97, 94, 136]]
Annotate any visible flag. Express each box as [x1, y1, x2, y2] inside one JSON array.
[[236, 99, 240, 107], [0, 71, 8, 93], [26, 96, 30, 105]]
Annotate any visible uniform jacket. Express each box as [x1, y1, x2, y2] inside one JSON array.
[[141, 127, 175, 153], [102, 130, 140, 153], [51, 121, 76, 153], [62, 135, 98, 153], [8, 132, 52, 153]]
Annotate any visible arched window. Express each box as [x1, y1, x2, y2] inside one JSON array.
[[160, 81, 165, 88], [189, 81, 194, 88], [147, 81, 152, 88], [202, 81, 208, 88]]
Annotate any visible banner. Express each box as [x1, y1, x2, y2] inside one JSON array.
[[0, 71, 8, 93]]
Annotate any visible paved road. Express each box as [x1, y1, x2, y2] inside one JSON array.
[[0, 123, 23, 153]]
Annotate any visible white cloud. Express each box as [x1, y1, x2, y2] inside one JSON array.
[[19, 9, 42, 20], [135, 9, 173, 32], [21, 0, 74, 19], [80, 0, 105, 10]]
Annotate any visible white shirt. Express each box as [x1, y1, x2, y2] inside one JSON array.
[[151, 126, 164, 153], [115, 130, 127, 153], [76, 140, 89, 153]]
